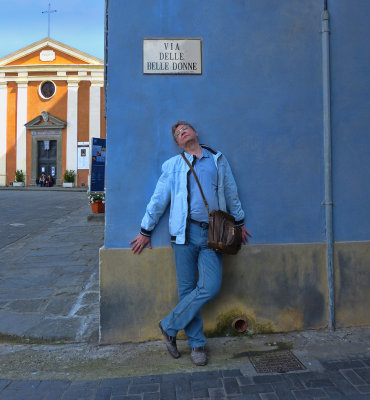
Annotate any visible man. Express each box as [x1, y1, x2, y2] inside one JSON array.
[[130, 121, 251, 366]]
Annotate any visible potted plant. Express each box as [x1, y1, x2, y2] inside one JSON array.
[[88, 192, 105, 213], [13, 170, 25, 186], [63, 170, 76, 187]]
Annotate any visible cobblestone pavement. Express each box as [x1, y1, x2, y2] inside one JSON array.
[[0, 190, 103, 343], [0, 355, 369, 399]]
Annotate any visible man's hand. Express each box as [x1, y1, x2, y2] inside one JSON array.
[[129, 233, 152, 254], [241, 225, 252, 244]]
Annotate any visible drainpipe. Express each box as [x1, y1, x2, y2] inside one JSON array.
[[104, 0, 109, 119], [321, 0, 335, 331]]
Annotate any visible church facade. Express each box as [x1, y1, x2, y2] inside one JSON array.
[[0, 38, 105, 187]]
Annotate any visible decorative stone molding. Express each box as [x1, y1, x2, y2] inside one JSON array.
[[25, 112, 66, 130]]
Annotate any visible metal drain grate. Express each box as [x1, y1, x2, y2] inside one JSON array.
[[249, 350, 306, 373]]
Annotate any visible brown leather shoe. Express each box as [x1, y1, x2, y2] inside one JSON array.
[[190, 346, 207, 366], [158, 321, 180, 359]]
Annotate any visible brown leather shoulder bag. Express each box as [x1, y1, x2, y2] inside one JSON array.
[[181, 153, 242, 255]]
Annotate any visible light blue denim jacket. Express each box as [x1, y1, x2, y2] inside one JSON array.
[[140, 145, 245, 244]]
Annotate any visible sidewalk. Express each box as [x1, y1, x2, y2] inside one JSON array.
[[0, 327, 369, 399], [0, 199, 103, 343], [0, 186, 87, 192], [0, 192, 369, 399]]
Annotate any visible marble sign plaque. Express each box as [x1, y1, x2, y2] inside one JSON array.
[[143, 39, 202, 74], [40, 50, 56, 62]]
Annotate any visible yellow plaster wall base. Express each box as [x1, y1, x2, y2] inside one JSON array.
[[100, 242, 369, 344]]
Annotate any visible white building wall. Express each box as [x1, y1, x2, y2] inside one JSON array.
[[0, 82, 7, 186], [66, 82, 79, 174], [16, 80, 28, 178]]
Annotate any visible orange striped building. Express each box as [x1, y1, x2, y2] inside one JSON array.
[[0, 38, 105, 187]]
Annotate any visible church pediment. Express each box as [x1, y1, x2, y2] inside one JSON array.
[[0, 37, 103, 67], [25, 111, 67, 130]]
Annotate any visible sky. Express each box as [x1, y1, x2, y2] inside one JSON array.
[[0, 0, 105, 60]]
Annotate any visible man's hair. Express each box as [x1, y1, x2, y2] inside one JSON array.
[[171, 121, 196, 137]]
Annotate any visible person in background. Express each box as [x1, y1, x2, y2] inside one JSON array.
[[39, 173, 46, 187], [46, 174, 54, 187]]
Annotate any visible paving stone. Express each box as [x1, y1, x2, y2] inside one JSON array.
[[354, 368, 370, 384], [226, 394, 260, 400], [260, 393, 279, 400], [143, 393, 160, 400], [222, 370, 242, 378], [192, 379, 222, 391], [159, 381, 176, 400], [175, 380, 192, 400], [0, 389, 44, 400], [357, 385, 370, 393], [127, 383, 159, 394], [292, 388, 327, 399], [38, 380, 71, 391], [162, 373, 191, 384], [239, 383, 274, 394], [24, 317, 83, 341], [45, 298, 78, 316], [69, 380, 101, 389], [61, 388, 96, 399], [323, 386, 346, 399], [0, 381, 10, 391], [111, 385, 129, 395], [6, 380, 40, 389], [44, 390, 65, 400], [132, 375, 161, 385], [6, 298, 49, 313], [340, 369, 366, 385], [0, 310, 44, 336], [236, 376, 253, 386], [271, 387, 296, 400], [94, 387, 112, 400], [304, 378, 335, 388], [192, 387, 209, 398], [209, 387, 226, 399], [322, 360, 365, 370], [191, 371, 222, 381], [223, 378, 240, 395], [253, 375, 285, 384], [111, 396, 141, 400]]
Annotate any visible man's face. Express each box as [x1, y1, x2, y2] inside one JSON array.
[[174, 124, 198, 148]]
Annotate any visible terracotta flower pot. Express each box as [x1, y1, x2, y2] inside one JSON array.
[[90, 200, 105, 214]]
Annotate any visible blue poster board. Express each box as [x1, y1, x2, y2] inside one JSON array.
[[90, 137, 106, 192]]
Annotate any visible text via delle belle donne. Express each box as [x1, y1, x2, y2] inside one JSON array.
[[146, 42, 199, 72]]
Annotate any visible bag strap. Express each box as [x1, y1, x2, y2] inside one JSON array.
[[181, 152, 210, 214]]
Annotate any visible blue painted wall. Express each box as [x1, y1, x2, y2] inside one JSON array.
[[105, 0, 369, 249], [329, 0, 370, 242]]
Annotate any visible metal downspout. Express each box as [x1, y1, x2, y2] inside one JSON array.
[[104, 0, 109, 119], [321, 1, 335, 330]]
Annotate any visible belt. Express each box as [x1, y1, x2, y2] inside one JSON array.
[[190, 219, 209, 229]]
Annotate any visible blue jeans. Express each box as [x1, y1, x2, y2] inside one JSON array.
[[161, 222, 223, 348]]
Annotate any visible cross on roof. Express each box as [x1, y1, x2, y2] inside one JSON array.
[[42, 3, 57, 37]]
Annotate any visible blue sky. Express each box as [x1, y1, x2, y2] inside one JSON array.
[[0, 0, 104, 60]]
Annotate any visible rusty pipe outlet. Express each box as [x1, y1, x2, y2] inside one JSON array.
[[231, 317, 248, 333]]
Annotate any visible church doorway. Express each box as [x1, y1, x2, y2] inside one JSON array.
[[37, 140, 57, 179]]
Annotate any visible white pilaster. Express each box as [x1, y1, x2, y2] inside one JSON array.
[[0, 82, 7, 186], [66, 82, 79, 173], [89, 84, 102, 139], [16, 78, 28, 178]]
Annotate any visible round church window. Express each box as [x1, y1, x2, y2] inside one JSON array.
[[39, 81, 56, 100]]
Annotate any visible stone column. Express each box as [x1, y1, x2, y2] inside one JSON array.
[[16, 74, 28, 180], [66, 81, 79, 174], [0, 79, 7, 186], [89, 83, 102, 140]]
